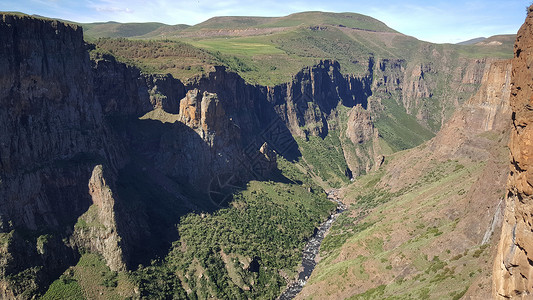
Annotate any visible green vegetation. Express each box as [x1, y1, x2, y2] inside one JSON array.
[[189, 12, 397, 32], [133, 180, 335, 299], [82, 22, 191, 39], [42, 253, 137, 300], [374, 97, 435, 152], [36, 234, 51, 254], [83, 22, 166, 39], [5, 267, 42, 299], [457, 43, 514, 59], [321, 219, 375, 252], [91, 38, 220, 81], [296, 132, 351, 188], [41, 273, 84, 300], [349, 284, 386, 299], [304, 150, 495, 298], [74, 205, 105, 230]]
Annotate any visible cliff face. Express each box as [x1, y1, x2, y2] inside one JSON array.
[[0, 15, 99, 228], [427, 60, 511, 160], [92, 53, 185, 116], [186, 60, 375, 176], [0, 14, 104, 298], [0, 14, 189, 297], [494, 6, 533, 298], [381, 58, 511, 220], [0, 14, 379, 298], [368, 52, 494, 132], [268, 60, 371, 138], [297, 57, 512, 300]]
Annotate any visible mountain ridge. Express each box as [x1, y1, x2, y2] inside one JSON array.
[[80, 11, 397, 39]]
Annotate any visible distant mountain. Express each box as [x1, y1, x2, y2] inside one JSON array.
[[476, 34, 516, 45], [81, 21, 190, 39], [457, 34, 516, 46], [80, 11, 397, 39], [457, 37, 486, 45], [188, 11, 397, 32]]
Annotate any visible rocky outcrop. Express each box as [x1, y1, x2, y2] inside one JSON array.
[[374, 58, 405, 96], [343, 105, 378, 175], [494, 5, 533, 298], [346, 105, 375, 145], [427, 60, 511, 160], [171, 89, 244, 187], [402, 63, 432, 111], [268, 60, 372, 138], [72, 165, 128, 272]]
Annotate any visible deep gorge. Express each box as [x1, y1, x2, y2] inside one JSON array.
[[0, 11, 519, 299]]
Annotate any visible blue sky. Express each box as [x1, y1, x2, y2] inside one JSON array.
[[0, 0, 528, 43]]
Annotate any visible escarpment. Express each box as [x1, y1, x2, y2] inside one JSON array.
[[0, 11, 514, 299], [297, 57, 513, 300], [0, 14, 378, 298], [494, 5, 533, 298], [267, 60, 372, 139], [0, 14, 106, 298], [368, 53, 497, 132], [427, 60, 511, 160]]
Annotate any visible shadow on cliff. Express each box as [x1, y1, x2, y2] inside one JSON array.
[[0, 155, 110, 296], [188, 66, 304, 162], [109, 116, 297, 267]]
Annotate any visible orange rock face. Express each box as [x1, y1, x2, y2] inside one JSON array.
[[493, 5, 533, 298]]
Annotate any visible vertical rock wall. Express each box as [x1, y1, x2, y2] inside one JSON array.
[[494, 5, 533, 298]]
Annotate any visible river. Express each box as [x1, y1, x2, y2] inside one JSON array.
[[278, 190, 346, 300]]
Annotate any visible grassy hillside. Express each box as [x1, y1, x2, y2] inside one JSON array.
[[188, 11, 397, 32], [81, 11, 514, 83], [298, 125, 509, 299], [373, 97, 435, 152], [301, 158, 488, 299], [41, 254, 136, 300], [90, 38, 220, 81], [82, 22, 190, 39], [82, 22, 166, 39]]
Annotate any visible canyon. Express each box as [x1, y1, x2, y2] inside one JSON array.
[[0, 7, 528, 300]]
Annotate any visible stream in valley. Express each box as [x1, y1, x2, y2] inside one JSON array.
[[278, 190, 346, 300]]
